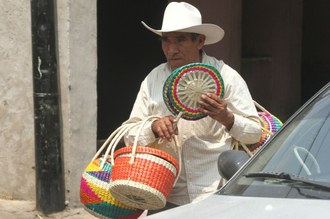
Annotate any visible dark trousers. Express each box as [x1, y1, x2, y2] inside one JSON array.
[[147, 202, 179, 215]]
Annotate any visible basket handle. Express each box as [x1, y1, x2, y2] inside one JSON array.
[[172, 135, 181, 186], [231, 140, 254, 157], [129, 113, 184, 165], [95, 123, 140, 169], [254, 100, 271, 114], [108, 116, 160, 165], [101, 122, 140, 169], [92, 123, 131, 161], [129, 116, 161, 164], [252, 100, 276, 135]]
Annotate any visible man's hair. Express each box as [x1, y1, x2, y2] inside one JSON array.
[[191, 33, 200, 41]]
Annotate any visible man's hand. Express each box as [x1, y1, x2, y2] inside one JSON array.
[[151, 116, 178, 142], [198, 93, 234, 130]]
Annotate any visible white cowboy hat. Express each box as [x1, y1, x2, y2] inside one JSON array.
[[141, 2, 224, 45]]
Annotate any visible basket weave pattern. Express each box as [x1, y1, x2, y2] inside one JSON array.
[[233, 102, 283, 156], [163, 62, 225, 120], [109, 146, 179, 210], [80, 158, 143, 219], [243, 112, 283, 151]]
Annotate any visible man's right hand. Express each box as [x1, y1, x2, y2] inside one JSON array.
[[151, 116, 178, 142]]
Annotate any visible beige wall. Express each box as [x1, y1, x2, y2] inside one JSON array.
[[0, 0, 35, 200], [58, 0, 97, 208], [0, 0, 97, 208]]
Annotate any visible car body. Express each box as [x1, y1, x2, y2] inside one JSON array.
[[146, 82, 330, 218]]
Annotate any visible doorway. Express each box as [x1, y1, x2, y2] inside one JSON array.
[[301, 0, 330, 102], [241, 0, 330, 121], [97, 0, 167, 141]]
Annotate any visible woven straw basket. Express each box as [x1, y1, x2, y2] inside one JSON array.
[[109, 117, 180, 210], [232, 101, 283, 156], [80, 124, 144, 219], [80, 157, 143, 219]]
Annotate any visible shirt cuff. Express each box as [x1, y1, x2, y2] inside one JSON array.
[[228, 114, 263, 144]]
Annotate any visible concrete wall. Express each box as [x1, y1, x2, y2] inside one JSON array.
[[0, 0, 97, 208], [57, 0, 97, 208], [0, 0, 35, 200]]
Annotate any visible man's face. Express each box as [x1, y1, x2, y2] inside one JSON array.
[[161, 32, 205, 70]]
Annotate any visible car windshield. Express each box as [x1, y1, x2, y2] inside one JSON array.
[[218, 83, 330, 199]]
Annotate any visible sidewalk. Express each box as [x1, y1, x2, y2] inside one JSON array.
[[0, 199, 148, 219], [0, 198, 98, 219]]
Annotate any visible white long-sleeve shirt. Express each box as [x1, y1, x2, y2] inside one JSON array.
[[123, 53, 262, 205]]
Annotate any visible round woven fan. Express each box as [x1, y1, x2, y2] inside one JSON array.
[[163, 63, 224, 120]]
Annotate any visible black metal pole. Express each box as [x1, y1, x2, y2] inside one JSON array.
[[31, 0, 65, 213]]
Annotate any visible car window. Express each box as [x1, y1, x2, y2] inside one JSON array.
[[219, 84, 330, 199], [265, 95, 330, 177]]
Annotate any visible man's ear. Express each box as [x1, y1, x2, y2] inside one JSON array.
[[197, 35, 206, 49]]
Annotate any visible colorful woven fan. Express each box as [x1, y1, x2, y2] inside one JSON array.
[[163, 63, 224, 120]]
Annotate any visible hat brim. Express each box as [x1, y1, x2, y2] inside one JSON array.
[[141, 21, 224, 45]]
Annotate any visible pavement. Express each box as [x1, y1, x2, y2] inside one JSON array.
[[0, 198, 148, 219], [0, 198, 97, 219]]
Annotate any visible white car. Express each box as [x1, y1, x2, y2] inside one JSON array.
[[146, 82, 330, 219]]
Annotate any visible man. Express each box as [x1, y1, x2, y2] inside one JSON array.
[[123, 1, 262, 213]]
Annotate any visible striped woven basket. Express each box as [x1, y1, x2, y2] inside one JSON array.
[[80, 123, 144, 219], [232, 101, 283, 156], [246, 111, 282, 151], [109, 117, 180, 210], [80, 157, 143, 219]]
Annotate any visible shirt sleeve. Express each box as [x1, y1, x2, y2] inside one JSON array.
[[122, 78, 158, 146], [229, 114, 262, 144], [220, 64, 263, 144]]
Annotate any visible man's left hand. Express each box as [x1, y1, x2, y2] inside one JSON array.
[[198, 93, 234, 130]]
